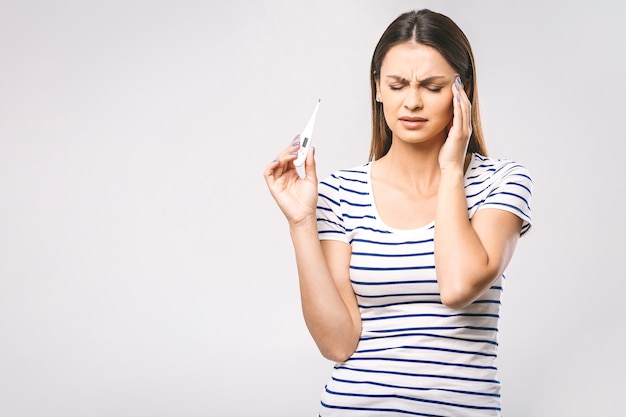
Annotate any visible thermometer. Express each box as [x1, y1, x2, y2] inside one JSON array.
[[294, 99, 321, 167]]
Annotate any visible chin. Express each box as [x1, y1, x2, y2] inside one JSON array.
[[395, 129, 445, 145]]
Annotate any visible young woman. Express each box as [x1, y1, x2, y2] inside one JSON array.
[[264, 9, 532, 416]]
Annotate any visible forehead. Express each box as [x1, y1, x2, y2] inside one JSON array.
[[380, 42, 454, 79]]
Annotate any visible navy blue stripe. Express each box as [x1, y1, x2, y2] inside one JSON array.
[[350, 265, 435, 271], [350, 238, 433, 246], [352, 251, 434, 257], [339, 184, 369, 196], [503, 181, 532, 198], [358, 301, 444, 309], [355, 292, 440, 299], [334, 364, 500, 384], [331, 376, 500, 397], [339, 199, 371, 207], [367, 325, 498, 334], [315, 205, 334, 214], [318, 192, 339, 207], [512, 171, 532, 182], [464, 177, 491, 188], [319, 230, 345, 236], [466, 186, 489, 198], [343, 213, 377, 220], [317, 218, 345, 231], [321, 400, 445, 417], [346, 226, 392, 234], [355, 345, 497, 358], [359, 332, 499, 346], [467, 197, 487, 211], [482, 201, 530, 218], [323, 389, 500, 412], [351, 279, 437, 286], [361, 312, 500, 321], [357, 299, 500, 308], [319, 180, 339, 191], [466, 167, 496, 180], [346, 356, 497, 371], [491, 189, 531, 209], [337, 168, 368, 175], [335, 175, 368, 185]]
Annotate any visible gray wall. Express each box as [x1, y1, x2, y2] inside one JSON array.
[[1, 1, 624, 415]]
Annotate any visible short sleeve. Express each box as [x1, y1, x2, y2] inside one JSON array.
[[316, 173, 349, 243], [478, 162, 533, 236]]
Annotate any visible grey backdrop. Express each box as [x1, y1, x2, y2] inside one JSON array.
[[1, 1, 625, 416]]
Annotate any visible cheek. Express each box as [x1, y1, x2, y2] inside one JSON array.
[[431, 94, 454, 119]]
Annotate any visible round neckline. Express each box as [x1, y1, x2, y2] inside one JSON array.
[[365, 153, 477, 234]]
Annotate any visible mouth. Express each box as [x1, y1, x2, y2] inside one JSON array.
[[399, 116, 427, 122], [399, 116, 428, 129]]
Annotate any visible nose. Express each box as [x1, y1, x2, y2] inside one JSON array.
[[403, 86, 423, 111]]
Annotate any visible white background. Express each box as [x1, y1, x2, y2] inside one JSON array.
[[1, 1, 625, 416]]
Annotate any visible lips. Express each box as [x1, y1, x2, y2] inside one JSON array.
[[399, 116, 427, 122], [399, 116, 428, 129]]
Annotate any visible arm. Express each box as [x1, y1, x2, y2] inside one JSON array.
[[435, 169, 522, 309], [292, 228, 361, 361], [264, 140, 361, 361], [435, 77, 524, 309]]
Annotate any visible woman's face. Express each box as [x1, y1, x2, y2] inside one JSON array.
[[376, 42, 457, 146]]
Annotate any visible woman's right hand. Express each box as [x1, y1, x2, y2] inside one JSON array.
[[263, 135, 319, 227]]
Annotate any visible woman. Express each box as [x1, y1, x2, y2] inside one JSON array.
[[264, 9, 532, 416]]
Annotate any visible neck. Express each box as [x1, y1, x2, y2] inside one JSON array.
[[374, 140, 443, 195]]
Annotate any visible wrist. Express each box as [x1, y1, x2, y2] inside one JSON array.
[[289, 214, 318, 232], [438, 165, 465, 193], [439, 164, 464, 178]]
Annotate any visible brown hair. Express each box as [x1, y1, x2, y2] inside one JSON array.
[[369, 9, 487, 161]]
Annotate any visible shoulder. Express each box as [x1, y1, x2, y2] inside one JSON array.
[[319, 162, 372, 190], [466, 153, 533, 235], [316, 162, 372, 240], [467, 153, 532, 187]]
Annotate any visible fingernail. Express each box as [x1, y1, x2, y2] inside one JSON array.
[[293, 134, 300, 140], [273, 158, 279, 162], [289, 151, 298, 155], [456, 76, 463, 87], [312, 147, 316, 155], [292, 141, 300, 147]]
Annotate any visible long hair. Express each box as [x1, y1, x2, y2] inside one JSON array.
[[369, 9, 487, 161]]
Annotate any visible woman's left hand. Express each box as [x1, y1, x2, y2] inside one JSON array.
[[439, 76, 472, 171]]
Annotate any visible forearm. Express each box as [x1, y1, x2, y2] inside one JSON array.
[[434, 167, 491, 309], [289, 217, 360, 361]]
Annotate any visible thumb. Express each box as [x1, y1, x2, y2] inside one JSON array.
[[304, 146, 318, 183]]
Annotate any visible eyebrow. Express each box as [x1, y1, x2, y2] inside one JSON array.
[[385, 75, 453, 84]]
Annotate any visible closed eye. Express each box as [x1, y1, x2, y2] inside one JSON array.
[[423, 85, 444, 93], [388, 84, 406, 91]]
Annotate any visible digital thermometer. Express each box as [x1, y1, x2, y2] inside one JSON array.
[[294, 99, 321, 167]]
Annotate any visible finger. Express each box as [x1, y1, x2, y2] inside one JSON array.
[[452, 77, 471, 137], [282, 135, 302, 162], [452, 81, 464, 129], [264, 158, 280, 178], [456, 77, 471, 129], [303, 146, 318, 183], [266, 137, 297, 179], [269, 135, 302, 178], [264, 159, 284, 190]]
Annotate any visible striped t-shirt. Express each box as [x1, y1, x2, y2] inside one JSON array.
[[315, 153, 533, 416]]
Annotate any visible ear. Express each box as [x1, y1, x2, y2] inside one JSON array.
[[375, 79, 381, 102]]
